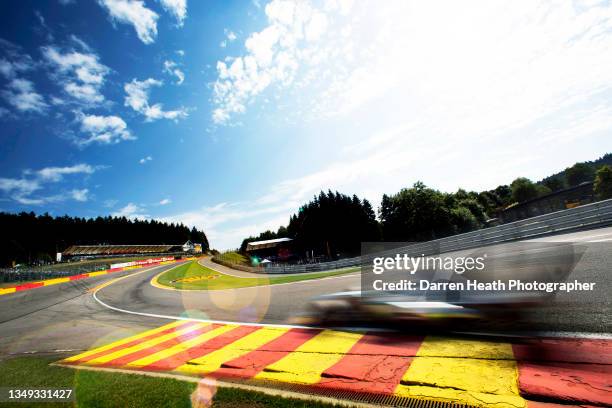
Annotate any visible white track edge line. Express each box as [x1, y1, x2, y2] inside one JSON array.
[[93, 290, 314, 329]]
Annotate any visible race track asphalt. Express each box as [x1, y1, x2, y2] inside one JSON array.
[[1, 227, 610, 357]]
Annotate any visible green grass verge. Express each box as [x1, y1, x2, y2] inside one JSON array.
[[0, 355, 346, 407], [215, 251, 251, 266], [157, 261, 358, 290]]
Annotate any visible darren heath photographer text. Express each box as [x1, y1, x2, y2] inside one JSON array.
[[370, 254, 596, 293]]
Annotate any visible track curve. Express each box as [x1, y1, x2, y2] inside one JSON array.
[[1, 227, 610, 356], [94, 260, 360, 325], [94, 228, 612, 333]]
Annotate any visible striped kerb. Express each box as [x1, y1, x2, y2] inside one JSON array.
[[212, 328, 322, 379], [513, 338, 612, 406], [254, 329, 365, 384], [60, 321, 612, 407], [317, 333, 424, 394], [395, 336, 526, 408], [172, 326, 290, 375], [63, 320, 192, 363], [85, 322, 207, 366]]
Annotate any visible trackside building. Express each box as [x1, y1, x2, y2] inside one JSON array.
[[245, 238, 294, 261]]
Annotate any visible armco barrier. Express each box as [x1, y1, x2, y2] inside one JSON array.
[[264, 198, 612, 274]]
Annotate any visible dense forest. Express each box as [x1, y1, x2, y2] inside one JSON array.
[[287, 191, 380, 257], [241, 154, 612, 259], [0, 213, 209, 267], [240, 191, 380, 257]]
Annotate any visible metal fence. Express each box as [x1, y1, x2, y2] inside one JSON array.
[[263, 198, 612, 274], [0, 252, 186, 284], [0, 262, 110, 284]]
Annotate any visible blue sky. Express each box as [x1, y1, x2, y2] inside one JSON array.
[[1, 0, 612, 249]]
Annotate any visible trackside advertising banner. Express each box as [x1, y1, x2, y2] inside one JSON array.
[[110, 256, 175, 269]]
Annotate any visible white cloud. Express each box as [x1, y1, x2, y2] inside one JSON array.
[[176, 49, 185, 57], [64, 83, 104, 104], [2, 78, 47, 113], [71, 188, 89, 201], [98, 0, 159, 44], [34, 11, 55, 42], [113, 202, 148, 219], [124, 78, 188, 121], [220, 29, 237, 48], [104, 198, 118, 208], [158, 0, 187, 26], [77, 112, 135, 145], [0, 39, 31, 79], [163, 201, 296, 250], [212, 0, 612, 129], [139, 155, 153, 164], [167, 111, 610, 249], [0, 163, 100, 205], [211, 0, 329, 124], [159, 198, 171, 205], [37, 163, 95, 181], [42, 45, 110, 105], [162, 203, 290, 250], [0, 177, 40, 196], [69, 34, 92, 52], [176, 0, 612, 247], [13, 196, 46, 205], [163, 60, 184, 85], [0, 55, 33, 79], [50, 96, 66, 106]]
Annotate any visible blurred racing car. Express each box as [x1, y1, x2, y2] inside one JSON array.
[[293, 241, 587, 333]]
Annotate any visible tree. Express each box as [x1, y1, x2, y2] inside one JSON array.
[[510, 178, 539, 203], [476, 191, 496, 214], [456, 198, 486, 223], [536, 184, 552, 197], [379, 182, 479, 242], [284, 191, 381, 257], [594, 165, 612, 200], [277, 226, 288, 237], [451, 206, 479, 233], [542, 177, 565, 192], [493, 185, 512, 207], [565, 163, 595, 187]]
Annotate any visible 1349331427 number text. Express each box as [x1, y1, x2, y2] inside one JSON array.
[[0, 388, 74, 401]]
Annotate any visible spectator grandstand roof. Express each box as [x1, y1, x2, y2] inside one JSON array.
[[246, 238, 293, 252], [62, 244, 181, 256]]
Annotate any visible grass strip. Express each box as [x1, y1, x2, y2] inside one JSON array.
[[0, 355, 348, 407], [156, 261, 358, 290]]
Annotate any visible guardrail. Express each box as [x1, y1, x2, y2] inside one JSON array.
[[263, 198, 612, 274], [0, 253, 188, 284]]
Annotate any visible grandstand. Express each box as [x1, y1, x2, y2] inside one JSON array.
[[1, 242, 202, 285], [62, 244, 184, 258], [246, 238, 294, 261]]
